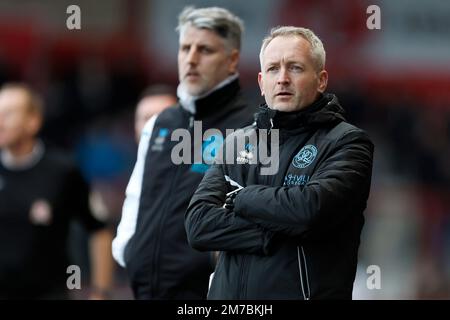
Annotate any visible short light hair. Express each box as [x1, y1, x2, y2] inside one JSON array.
[[0, 82, 43, 116], [259, 26, 326, 71], [176, 6, 244, 51]]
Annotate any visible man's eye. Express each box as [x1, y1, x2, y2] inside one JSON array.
[[267, 66, 278, 72], [200, 47, 213, 54], [290, 65, 303, 72], [181, 46, 190, 52]]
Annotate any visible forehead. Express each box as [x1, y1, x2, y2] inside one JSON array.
[[262, 35, 313, 64], [179, 25, 225, 47], [0, 88, 30, 111], [137, 95, 175, 114]]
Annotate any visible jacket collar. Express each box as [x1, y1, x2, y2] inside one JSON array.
[[1, 139, 45, 171], [256, 93, 346, 130], [177, 74, 241, 118]]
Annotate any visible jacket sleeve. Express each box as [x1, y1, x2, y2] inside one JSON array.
[[233, 129, 374, 238], [112, 115, 158, 267], [185, 164, 273, 255]]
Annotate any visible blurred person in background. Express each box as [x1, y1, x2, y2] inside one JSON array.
[[0, 83, 113, 299], [112, 6, 255, 299], [134, 85, 177, 142], [185, 26, 374, 299]]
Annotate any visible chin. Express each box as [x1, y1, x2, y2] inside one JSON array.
[[186, 85, 206, 97], [272, 104, 297, 112]]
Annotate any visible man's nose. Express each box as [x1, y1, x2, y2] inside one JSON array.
[[186, 47, 199, 65], [277, 67, 290, 85]]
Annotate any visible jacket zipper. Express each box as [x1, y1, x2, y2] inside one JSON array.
[[268, 118, 274, 135], [296, 246, 311, 300]]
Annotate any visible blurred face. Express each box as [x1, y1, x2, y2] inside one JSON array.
[[0, 88, 41, 149], [258, 35, 328, 112], [178, 26, 239, 96], [135, 95, 176, 141]]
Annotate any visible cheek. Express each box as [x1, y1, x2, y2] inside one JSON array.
[[213, 55, 231, 72], [210, 59, 225, 72], [3, 118, 18, 131], [1, 124, 20, 140], [202, 61, 225, 81], [263, 81, 272, 95], [11, 117, 28, 132], [178, 54, 186, 68], [262, 75, 274, 91], [297, 78, 316, 93]]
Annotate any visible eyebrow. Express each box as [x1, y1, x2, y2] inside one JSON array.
[[180, 42, 215, 49], [264, 60, 306, 67]]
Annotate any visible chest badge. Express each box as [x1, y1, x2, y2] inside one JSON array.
[[293, 145, 318, 169], [151, 128, 169, 151], [29, 199, 53, 226]]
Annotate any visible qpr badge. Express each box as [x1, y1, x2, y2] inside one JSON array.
[[292, 145, 318, 169]]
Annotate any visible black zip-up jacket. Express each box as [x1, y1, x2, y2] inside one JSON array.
[[185, 93, 374, 299], [122, 79, 255, 299]]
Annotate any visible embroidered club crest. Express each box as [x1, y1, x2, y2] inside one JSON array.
[[292, 145, 318, 169]]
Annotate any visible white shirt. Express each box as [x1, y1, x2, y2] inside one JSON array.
[[111, 115, 157, 267]]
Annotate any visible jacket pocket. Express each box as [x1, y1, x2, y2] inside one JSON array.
[[296, 246, 311, 300]]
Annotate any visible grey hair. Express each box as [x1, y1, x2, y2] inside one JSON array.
[[259, 26, 326, 71], [176, 6, 244, 51]]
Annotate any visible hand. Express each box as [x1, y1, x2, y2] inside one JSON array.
[[223, 187, 241, 211], [224, 193, 236, 211]]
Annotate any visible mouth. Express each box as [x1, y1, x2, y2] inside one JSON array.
[[185, 71, 200, 79], [275, 91, 293, 98]]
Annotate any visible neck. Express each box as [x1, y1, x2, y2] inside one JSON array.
[[1, 139, 44, 170], [177, 73, 239, 114], [8, 138, 37, 158]]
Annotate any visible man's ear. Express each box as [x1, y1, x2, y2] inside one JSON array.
[[257, 72, 264, 96], [27, 114, 42, 137], [228, 49, 240, 74], [317, 70, 328, 93]]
